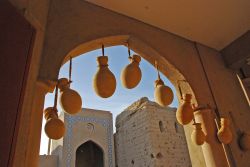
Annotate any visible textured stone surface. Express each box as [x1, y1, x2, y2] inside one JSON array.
[[115, 97, 191, 167], [39, 155, 58, 167]]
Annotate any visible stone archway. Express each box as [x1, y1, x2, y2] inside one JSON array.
[[41, 35, 209, 167], [76, 141, 104, 167], [39, 35, 225, 167], [14, 1, 250, 167]]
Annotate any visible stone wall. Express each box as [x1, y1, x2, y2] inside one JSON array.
[[39, 155, 58, 167], [115, 97, 191, 167]]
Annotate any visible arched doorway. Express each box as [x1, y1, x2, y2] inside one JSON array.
[[76, 141, 104, 167]]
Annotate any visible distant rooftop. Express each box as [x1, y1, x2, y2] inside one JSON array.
[[116, 97, 176, 127]]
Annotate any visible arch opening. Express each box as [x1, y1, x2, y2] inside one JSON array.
[[59, 35, 194, 100], [40, 35, 200, 166], [75, 140, 104, 167]]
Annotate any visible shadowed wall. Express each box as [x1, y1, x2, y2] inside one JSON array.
[[76, 141, 104, 167]]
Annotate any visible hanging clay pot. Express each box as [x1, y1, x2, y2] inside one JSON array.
[[239, 132, 250, 151], [154, 78, 174, 107], [93, 56, 116, 98], [191, 123, 206, 145], [44, 107, 65, 140], [121, 54, 142, 89], [58, 78, 82, 114], [176, 94, 194, 125], [217, 118, 233, 144]]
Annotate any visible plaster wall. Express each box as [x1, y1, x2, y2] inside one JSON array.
[[240, 78, 250, 105], [115, 97, 191, 167], [7, 0, 52, 167], [198, 45, 250, 166]]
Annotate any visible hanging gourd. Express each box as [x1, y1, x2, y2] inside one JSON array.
[[191, 122, 206, 145], [176, 93, 194, 125], [121, 43, 142, 89], [44, 85, 65, 140], [217, 118, 233, 144], [154, 61, 174, 107], [44, 107, 65, 140], [93, 45, 116, 98], [58, 57, 82, 114]]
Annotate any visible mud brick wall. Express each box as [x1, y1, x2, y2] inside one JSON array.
[[115, 97, 191, 167]]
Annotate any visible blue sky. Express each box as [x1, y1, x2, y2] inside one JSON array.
[[40, 45, 178, 154]]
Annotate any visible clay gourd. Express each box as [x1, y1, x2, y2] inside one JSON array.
[[58, 78, 82, 114], [191, 123, 206, 145], [121, 54, 142, 89], [93, 56, 116, 98], [44, 107, 65, 140], [154, 78, 174, 107], [176, 94, 194, 125], [217, 118, 233, 144]]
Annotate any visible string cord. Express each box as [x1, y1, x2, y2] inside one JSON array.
[[102, 44, 105, 56], [53, 83, 59, 109], [69, 56, 72, 86], [155, 61, 161, 80], [127, 42, 132, 59], [194, 42, 221, 118]]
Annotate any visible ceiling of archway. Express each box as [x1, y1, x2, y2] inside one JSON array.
[[85, 0, 250, 50]]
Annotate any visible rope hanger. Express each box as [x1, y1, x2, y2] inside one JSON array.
[[155, 61, 161, 80], [53, 83, 59, 110], [102, 44, 105, 56], [69, 56, 72, 85], [127, 42, 132, 59]]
